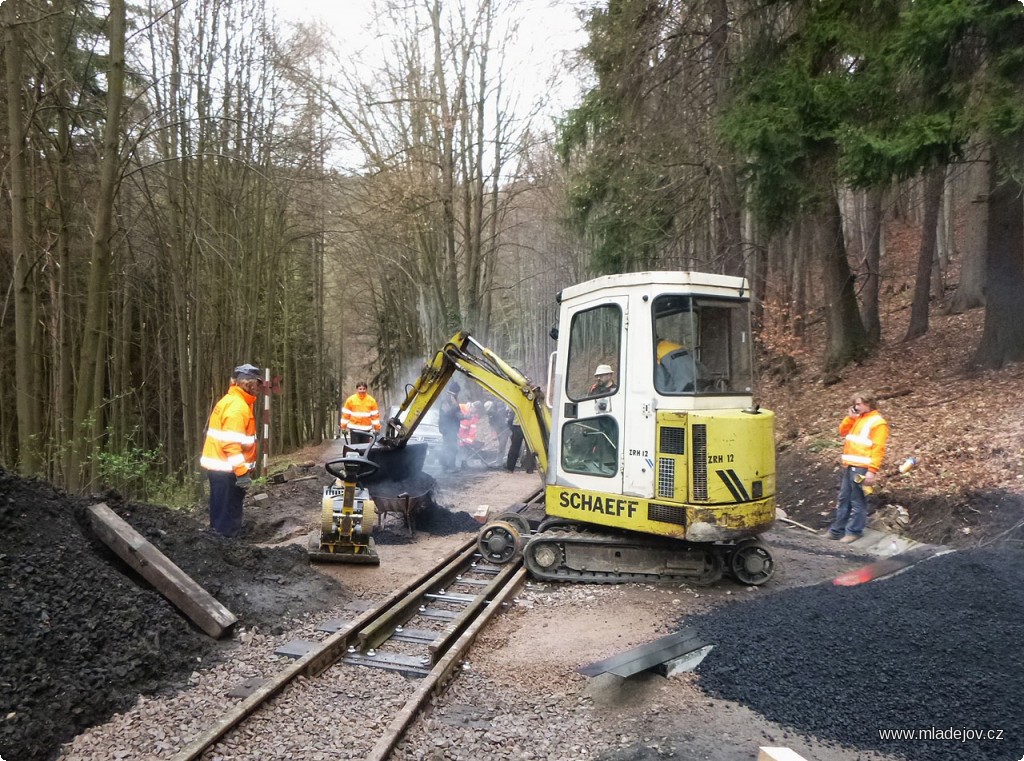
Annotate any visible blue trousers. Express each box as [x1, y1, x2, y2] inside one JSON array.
[[830, 466, 868, 538], [208, 471, 245, 537]]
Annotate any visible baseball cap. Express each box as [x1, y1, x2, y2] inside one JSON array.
[[233, 363, 261, 380]]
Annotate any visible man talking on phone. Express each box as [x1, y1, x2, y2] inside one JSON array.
[[828, 392, 889, 544]]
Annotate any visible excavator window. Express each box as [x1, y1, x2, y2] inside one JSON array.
[[565, 303, 622, 402], [561, 415, 619, 477], [653, 295, 753, 395]]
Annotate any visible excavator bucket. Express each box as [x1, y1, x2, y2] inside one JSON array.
[[365, 442, 429, 483]]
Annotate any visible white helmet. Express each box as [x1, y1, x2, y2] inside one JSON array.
[[594, 364, 613, 376]]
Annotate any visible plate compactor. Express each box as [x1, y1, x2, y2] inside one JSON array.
[[308, 454, 381, 564]]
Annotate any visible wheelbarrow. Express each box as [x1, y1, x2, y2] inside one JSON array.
[[369, 473, 435, 537]]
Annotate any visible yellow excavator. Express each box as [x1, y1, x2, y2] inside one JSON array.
[[377, 271, 777, 586]]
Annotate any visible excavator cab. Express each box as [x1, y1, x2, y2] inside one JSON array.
[[538, 272, 776, 584]]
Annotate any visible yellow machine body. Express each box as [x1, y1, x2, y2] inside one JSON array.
[[545, 409, 775, 542], [309, 480, 379, 564]]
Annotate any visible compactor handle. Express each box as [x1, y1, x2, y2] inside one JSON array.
[[326, 456, 380, 483]]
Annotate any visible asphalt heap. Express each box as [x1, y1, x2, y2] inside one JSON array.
[[0, 465, 484, 760], [685, 547, 1023, 761]]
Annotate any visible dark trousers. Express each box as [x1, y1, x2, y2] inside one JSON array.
[[441, 432, 459, 469], [349, 430, 373, 445], [506, 426, 535, 473], [208, 471, 244, 537]]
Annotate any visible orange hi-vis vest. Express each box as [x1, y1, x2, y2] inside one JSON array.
[[201, 385, 257, 476], [342, 392, 381, 434], [840, 409, 889, 473]]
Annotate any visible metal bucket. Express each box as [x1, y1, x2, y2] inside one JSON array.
[[369, 473, 435, 537]]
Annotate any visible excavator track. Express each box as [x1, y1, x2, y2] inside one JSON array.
[[522, 528, 736, 585]]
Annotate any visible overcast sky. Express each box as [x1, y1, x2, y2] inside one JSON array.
[[270, 0, 595, 121]]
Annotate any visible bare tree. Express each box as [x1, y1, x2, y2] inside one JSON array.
[[3, 3, 41, 473]]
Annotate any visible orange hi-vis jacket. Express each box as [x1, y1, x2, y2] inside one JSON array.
[[839, 409, 889, 473], [341, 392, 381, 435], [201, 385, 257, 476]]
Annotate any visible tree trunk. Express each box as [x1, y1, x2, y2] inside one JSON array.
[[932, 164, 951, 300], [3, 4, 42, 475], [904, 166, 945, 341], [948, 140, 988, 314], [822, 191, 869, 372], [861, 187, 883, 344], [70, 0, 126, 489], [430, 1, 462, 333], [709, 0, 744, 276], [971, 158, 1024, 368]]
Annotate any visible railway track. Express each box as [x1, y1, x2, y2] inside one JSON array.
[[170, 493, 542, 761]]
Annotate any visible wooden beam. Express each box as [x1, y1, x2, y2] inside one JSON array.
[[87, 503, 238, 638], [758, 748, 809, 761]]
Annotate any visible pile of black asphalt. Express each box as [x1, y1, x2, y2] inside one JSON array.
[[0, 468, 343, 761], [685, 547, 1023, 761], [373, 483, 482, 545]]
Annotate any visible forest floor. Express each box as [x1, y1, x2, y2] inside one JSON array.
[[3, 275, 1023, 760], [763, 296, 1024, 549]]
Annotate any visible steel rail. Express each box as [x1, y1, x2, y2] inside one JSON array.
[[171, 487, 545, 761], [365, 565, 529, 761], [169, 536, 477, 761], [357, 542, 479, 651]]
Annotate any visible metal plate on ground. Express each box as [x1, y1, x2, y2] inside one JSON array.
[[343, 649, 432, 677], [315, 618, 349, 633], [578, 628, 712, 677], [275, 639, 319, 658], [654, 644, 715, 677]]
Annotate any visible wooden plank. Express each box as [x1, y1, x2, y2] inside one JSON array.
[[758, 748, 809, 761], [87, 503, 238, 639]]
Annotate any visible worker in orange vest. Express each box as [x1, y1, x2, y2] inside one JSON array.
[[201, 364, 261, 537], [828, 392, 889, 544], [341, 382, 381, 444]]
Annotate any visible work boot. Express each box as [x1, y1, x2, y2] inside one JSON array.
[[839, 534, 860, 544]]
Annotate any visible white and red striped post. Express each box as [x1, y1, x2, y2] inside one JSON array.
[[261, 367, 271, 476]]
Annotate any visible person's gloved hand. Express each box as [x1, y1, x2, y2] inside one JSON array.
[[235, 475, 252, 491]]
